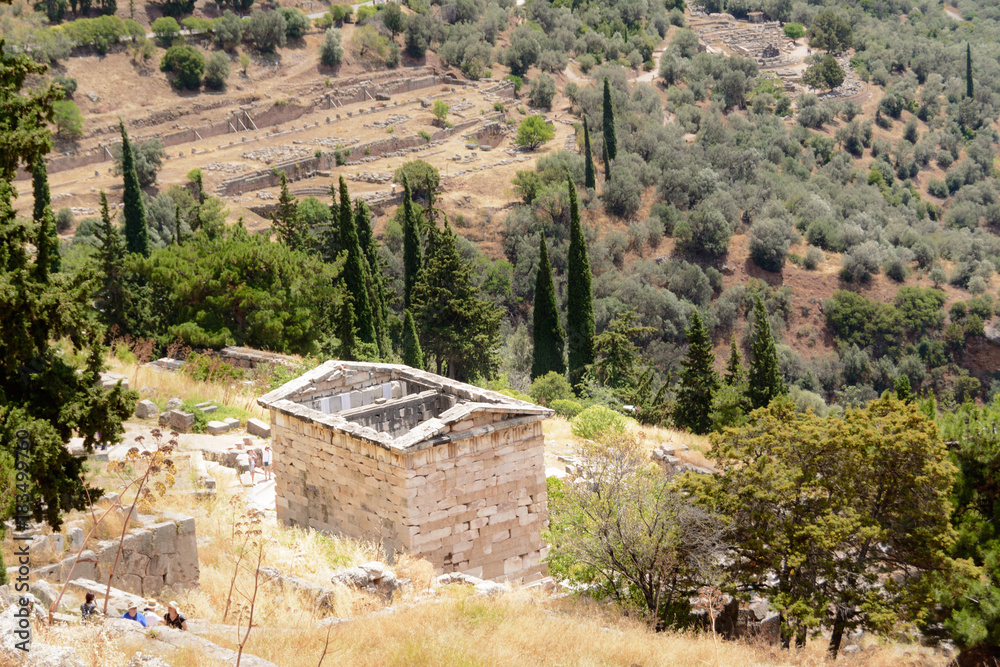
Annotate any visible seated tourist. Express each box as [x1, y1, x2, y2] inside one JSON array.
[[81, 592, 98, 622], [121, 603, 147, 627], [161, 601, 187, 631]]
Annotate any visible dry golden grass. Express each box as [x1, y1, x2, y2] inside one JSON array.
[[104, 356, 268, 421]]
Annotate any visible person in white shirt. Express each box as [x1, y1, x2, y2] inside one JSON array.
[[262, 445, 273, 481]]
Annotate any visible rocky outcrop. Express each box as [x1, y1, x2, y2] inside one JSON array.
[[330, 562, 401, 601]]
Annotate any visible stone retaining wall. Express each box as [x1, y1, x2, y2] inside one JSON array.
[[11, 511, 200, 597]]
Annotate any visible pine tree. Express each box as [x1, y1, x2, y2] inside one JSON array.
[[338, 176, 376, 346], [531, 234, 565, 380], [411, 217, 501, 380], [119, 122, 149, 257], [602, 78, 617, 162], [747, 293, 786, 410], [355, 199, 391, 358], [402, 174, 423, 310], [32, 154, 58, 274], [724, 338, 744, 386], [966, 43, 974, 99], [565, 175, 594, 388], [583, 118, 596, 190], [672, 310, 719, 435], [402, 309, 424, 370], [271, 171, 307, 251]]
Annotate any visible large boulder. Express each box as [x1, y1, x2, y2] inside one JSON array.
[[135, 400, 158, 420], [330, 562, 401, 601]]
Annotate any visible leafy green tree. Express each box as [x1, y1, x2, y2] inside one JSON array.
[[747, 293, 785, 409], [401, 175, 423, 310], [320, 28, 344, 66], [337, 176, 377, 347], [393, 160, 440, 201], [411, 218, 501, 380], [160, 44, 205, 90], [247, 10, 287, 53], [217, 0, 253, 13], [382, 2, 405, 39], [532, 234, 565, 380], [528, 74, 556, 110], [671, 310, 718, 435], [137, 223, 342, 353], [680, 396, 956, 657], [119, 121, 150, 257], [529, 371, 573, 405], [432, 99, 449, 123], [592, 308, 654, 393], [32, 154, 59, 274], [783, 22, 804, 43], [402, 309, 423, 369], [151, 16, 181, 46], [112, 136, 164, 188], [807, 10, 851, 53], [203, 51, 231, 90], [279, 7, 310, 39], [583, 118, 596, 190], [602, 78, 617, 161], [214, 10, 244, 50], [52, 100, 83, 139], [802, 54, 845, 92], [566, 176, 594, 389], [514, 115, 555, 150]]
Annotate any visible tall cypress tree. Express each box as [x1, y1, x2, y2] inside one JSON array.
[[119, 121, 149, 257], [724, 338, 744, 386], [402, 174, 423, 310], [402, 309, 424, 370], [602, 78, 617, 161], [94, 190, 127, 334], [966, 43, 974, 99], [338, 297, 357, 361], [32, 154, 58, 273], [747, 293, 786, 410], [583, 118, 596, 190], [671, 310, 718, 435], [565, 175, 594, 388], [32, 204, 56, 283], [338, 176, 376, 346], [355, 199, 390, 358], [602, 141, 611, 182], [531, 234, 565, 380], [272, 171, 307, 251]]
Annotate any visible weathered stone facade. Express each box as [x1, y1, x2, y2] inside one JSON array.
[[258, 362, 552, 582]]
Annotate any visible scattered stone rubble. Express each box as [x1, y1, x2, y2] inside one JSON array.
[[203, 161, 250, 174], [350, 171, 394, 184], [242, 144, 315, 164], [302, 136, 360, 149], [650, 444, 713, 477], [364, 114, 410, 129], [689, 589, 781, 645], [441, 155, 530, 180], [330, 562, 402, 602]]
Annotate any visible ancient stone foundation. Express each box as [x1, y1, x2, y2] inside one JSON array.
[[258, 362, 551, 582]]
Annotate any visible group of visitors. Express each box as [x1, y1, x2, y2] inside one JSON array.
[[117, 596, 187, 630], [247, 444, 272, 485]]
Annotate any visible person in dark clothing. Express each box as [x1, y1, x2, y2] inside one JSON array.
[[161, 601, 187, 630], [81, 592, 97, 622]]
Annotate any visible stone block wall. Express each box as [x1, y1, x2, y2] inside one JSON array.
[[20, 511, 200, 597], [270, 409, 548, 582]]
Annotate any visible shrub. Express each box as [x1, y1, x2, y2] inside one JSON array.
[[577, 53, 596, 74], [803, 246, 824, 270], [749, 217, 795, 272], [160, 44, 205, 90], [550, 399, 584, 419], [433, 99, 449, 122], [528, 74, 556, 110], [320, 27, 344, 66], [928, 179, 948, 198], [55, 208, 74, 232], [529, 371, 574, 405], [571, 405, 629, 441], [53, 75, 77, 98], [52, 99, 83, 139], [203, 52, 231, 90]]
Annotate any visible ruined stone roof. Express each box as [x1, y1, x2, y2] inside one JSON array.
[[257, 361, 552, 452]]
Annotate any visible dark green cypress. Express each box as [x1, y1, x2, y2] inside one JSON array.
[[671, 310, 718, 435], [94, 190, 128, 333], [565, 175, 594, 388], [355, 199, 391, 358], [747, 293, 787, 410], [966, 43, 974, 99], [338, 297, 358, 361], [531, 234, 565, 380], [338, 176, 376, 346], [32, 204, 56, 283], [602, 78, 617, 161], [402, 174, 423, 310], [723, 338, 743, 386], [119, 121, 149, 257], [583, 118, 596, 190], [32, 156, 59, 274], [602, 140, 611, 182], [402, 309, 424, 370], [272, 171, 306, 251]]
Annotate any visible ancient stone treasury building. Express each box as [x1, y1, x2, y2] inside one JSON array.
[[257, 362, 552, 582]]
